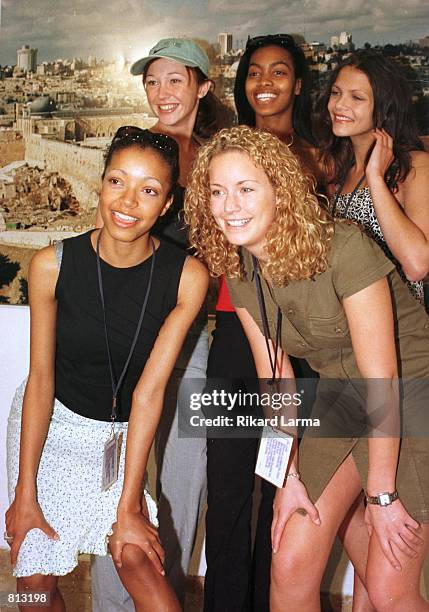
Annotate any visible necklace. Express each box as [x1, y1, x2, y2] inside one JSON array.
[[331, 174, 366, 216], [96, 231, 156, 421]]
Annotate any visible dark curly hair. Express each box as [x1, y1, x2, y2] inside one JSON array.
[[314, 49, 424, 190], [234, 34, 315, 144]]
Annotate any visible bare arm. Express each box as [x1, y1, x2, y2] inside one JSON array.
[[343, 277, 422, 569], [6, 246, 59, 564], [343, 276, 399, 490], [111, 257, 208, 568], [235, 306, 294, 379], [16, 248, 58, 493], [235, 306, 321, 552], [366, 133, 429, 281]]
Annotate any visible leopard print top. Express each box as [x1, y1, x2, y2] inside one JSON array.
[[333, 187, 424, 303]]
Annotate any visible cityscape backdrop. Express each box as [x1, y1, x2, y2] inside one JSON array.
[[0, 0, 429, 304]]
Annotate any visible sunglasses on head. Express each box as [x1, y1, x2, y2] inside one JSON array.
[[245, 34, 297, 51], [112, 126, 178, 155]]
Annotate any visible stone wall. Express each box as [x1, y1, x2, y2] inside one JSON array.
[[25, 134, 103, 210], [0, 230, 77, 248], [0, 139, 25, 167], [22, 114, 156, 211]]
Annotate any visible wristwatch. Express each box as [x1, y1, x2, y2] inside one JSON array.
[[365, 490, 399, 506]]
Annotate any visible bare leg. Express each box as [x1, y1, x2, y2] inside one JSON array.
[[16, 575, 64, 612], [112, 543, 181, 612], [366, 523, 429, 612], [338, 493, 376, 611], [270, 453, 363, 612], [352, 573, 376, 612]]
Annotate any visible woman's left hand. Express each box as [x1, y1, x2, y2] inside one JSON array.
[[271, 477, 321, 553], [109, 509, 165, 574], [365, 498, 424, 570], [366, 129, 394, 182]]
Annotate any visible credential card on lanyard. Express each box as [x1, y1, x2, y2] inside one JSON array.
[[255, 426, 293, 488], [101, 432, 122, 492]]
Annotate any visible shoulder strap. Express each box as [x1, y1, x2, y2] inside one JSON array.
[[53, 240, 63, 269]]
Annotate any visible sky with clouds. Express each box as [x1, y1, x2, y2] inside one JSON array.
[[0, 0, 428, 65]]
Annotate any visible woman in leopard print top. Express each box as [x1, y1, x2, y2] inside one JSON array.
[[315, 50, 429, 304]]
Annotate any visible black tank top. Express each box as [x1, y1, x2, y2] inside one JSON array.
[[55, 231, 187, 421]]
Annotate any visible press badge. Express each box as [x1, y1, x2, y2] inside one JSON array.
[[101, 432, 123, 492], [255, 426, 293, 488]]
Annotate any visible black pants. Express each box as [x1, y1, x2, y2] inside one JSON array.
[[204, 311, 274, 612], [204, 311, 319, 612]]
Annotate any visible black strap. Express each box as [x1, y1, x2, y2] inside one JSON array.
[[96, 232, 156, 421], [252, 256, 282, 385], [331, 173, 366, 216]]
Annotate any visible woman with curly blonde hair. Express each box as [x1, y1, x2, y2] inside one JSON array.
[[186, 126, 332, 285], [202, 34, 322, 612], [185, 125, 429, 612]]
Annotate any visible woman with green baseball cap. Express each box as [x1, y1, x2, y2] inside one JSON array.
[[130, 38, 211, 81], [91, 38, 232, 612], [132, 38, 231, 186]]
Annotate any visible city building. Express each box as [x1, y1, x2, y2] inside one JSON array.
[[330, 36, 339, 49], [17, 45, 38, 72], [339, 31, 352, 46], [218, 33, 233, 56], [330, 32, 354, 51]]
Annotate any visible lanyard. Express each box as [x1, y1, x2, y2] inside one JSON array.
[[331, 173, 366, 216], [96, 232, 156, 422], [251, 255, 282, 385]]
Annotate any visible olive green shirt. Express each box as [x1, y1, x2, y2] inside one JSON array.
[[227, 222, 429, 379]]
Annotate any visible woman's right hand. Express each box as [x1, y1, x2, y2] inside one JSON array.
[[271, 476, 321, 553], [110, 508, 165, 574], [5, 494, 59, 566]]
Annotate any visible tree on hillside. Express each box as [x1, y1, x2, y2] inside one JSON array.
[[0, 253, 20, 301], [18, 276, 29, 304]]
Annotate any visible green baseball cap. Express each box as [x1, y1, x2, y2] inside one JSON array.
[[130, 38, 210, 77]]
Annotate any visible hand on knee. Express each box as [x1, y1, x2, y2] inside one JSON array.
[[114, 543, 164, 586], [114, 543, 150, 572]]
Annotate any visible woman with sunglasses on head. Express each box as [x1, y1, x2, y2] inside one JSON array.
[[5, 128, 208, 612], [205, 34, 321, 612], [91, 38, 233, 610], [185, 125, 429, 612]]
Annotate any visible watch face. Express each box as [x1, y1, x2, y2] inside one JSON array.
[[379, 493, 390, 506]]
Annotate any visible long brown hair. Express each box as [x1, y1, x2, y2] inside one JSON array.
[[143, 63, 234, 139], [314, 50, 424, 190]]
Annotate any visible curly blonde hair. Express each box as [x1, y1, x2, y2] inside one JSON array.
[[184, 126, 334, 286]]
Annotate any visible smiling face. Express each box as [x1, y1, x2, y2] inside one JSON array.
[[144, 58, 209, 130], [328, 66, 374, 138], [209, 150, 277, 259], [245, 45, 301, 121], [99, 145, 172, 243]]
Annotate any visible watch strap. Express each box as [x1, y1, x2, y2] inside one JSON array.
[[365, 490, 399, 506]]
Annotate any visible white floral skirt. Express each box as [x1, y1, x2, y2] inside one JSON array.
[[7, 381, 158, 577]]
